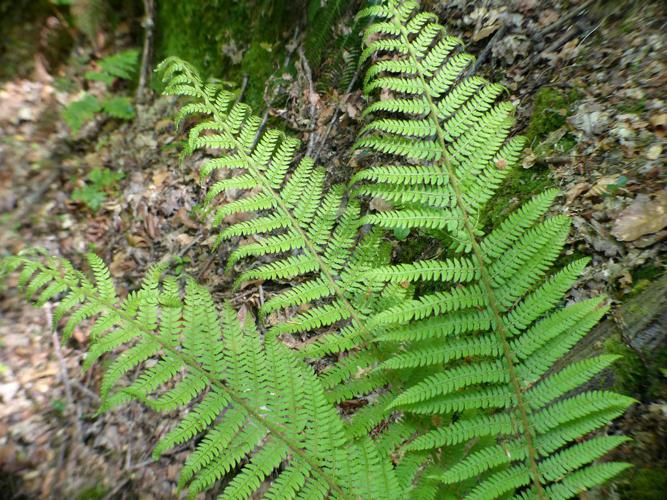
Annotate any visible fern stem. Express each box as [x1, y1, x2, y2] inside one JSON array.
[[389, 8, 547, 498], [63, 280, 351, 499]]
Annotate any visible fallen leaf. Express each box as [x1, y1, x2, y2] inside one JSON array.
[[370, 197, 393, 212], [472, 23, 499, 42], [611, 191, 667, 242], [174, 207, 199, 229], [587, 175, 621, 197], [646, 144, 663, 160], [649, 112, 667, 137], [565, 182, 590, 204], [152, 169, 170, 187], [175, 233, 194, 246], [522, 149, 536, 169]]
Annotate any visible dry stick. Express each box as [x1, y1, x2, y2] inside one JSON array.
[[537, 0, 596, 37], [46, 303, 82, 438], [537, 23, 584, 60], [299, 47, 319, 157], [467, 21, 507, 77], [237, 74, 249, 103], [312, 64, 362, 163], [251, 26, 301, 149], [136, 0, 156, 102], [1, 169, 60, 232], [71, 380, 101, 402]]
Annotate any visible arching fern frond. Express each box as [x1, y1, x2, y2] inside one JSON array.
[[5, 252, 400, 499], [354, 1, 632, 498], [354, 0, 522, 251], [156, 58, 407, 409]]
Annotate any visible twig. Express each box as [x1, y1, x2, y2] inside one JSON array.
[[467, 22, 507, 77], [197, 246, 223, 282], [1, 169, 60, 232], [537, 0, 596, 37], [251, 26, 301, 149], [71, 380, 100, 402], [136, 0, 156, 102], [312, 66, 362, 163], [538, 23, 583, 60], [238, 74, 249, 103], [47, 303, 82, 437], [102, 477, 131, 500], [299, 47, 319, 157]]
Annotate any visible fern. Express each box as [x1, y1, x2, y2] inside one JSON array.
[[65, 49, 138, 132], [84, 48, 140, 84], [353, 1, 632, 497], [1, 1, 633, 497], [4, 252, 399, 499], [156, 57, 406, 408]]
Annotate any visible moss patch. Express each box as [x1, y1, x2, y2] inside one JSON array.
[[617, 466, 667, 500], [156, 0, 302, 109], [481, 164, 555, 231], [524, 86, 581, 147], [605, 336, 647, 396]]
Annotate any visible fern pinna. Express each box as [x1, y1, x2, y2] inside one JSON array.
[[353, 1, 632, 498], [1, 0, 633, 498]]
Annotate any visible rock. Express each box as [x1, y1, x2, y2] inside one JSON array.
[[569, 102, 611, 136], [612, 191, 667, 242], [0, 382, 20, 402]]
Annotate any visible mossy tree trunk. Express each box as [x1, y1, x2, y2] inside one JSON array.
[[155, 0, 305, 109]]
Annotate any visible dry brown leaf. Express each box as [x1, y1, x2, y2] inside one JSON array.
[[565, 182, 590, 204], [612, 191, 667, 242], [174, 207, 199, 229], [587, 175, 621, 197], [649, 112, 667, 138], [152, 169, 170, 187], [472, 23, 499, 42], [646, 144, 663, 160]]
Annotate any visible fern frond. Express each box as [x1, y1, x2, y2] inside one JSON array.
[[5, 254, 399, 499], [157, 58, 399, 406], [354, 1, 632, 497]]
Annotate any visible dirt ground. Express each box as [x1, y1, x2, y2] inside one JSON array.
[[0, 0, 665, 498]]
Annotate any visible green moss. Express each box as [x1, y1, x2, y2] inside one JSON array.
[[632, 263, 664, 282], [605, 336, 646, 396], [156, 0, 301, 109], [0, 0, 52, 81], [524, 87, 581, 147], [625, 263, 666, 299], [75, 484, 110, 500], [617, 467, 667, 500], [617, 98, 647, 114]]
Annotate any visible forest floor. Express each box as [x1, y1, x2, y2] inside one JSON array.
[[0, 0, 666, 498]]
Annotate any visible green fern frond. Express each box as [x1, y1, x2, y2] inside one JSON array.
[[5, 253, 400, 499], [354, 1, 632, 497], [156, 58, 402, 408]]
